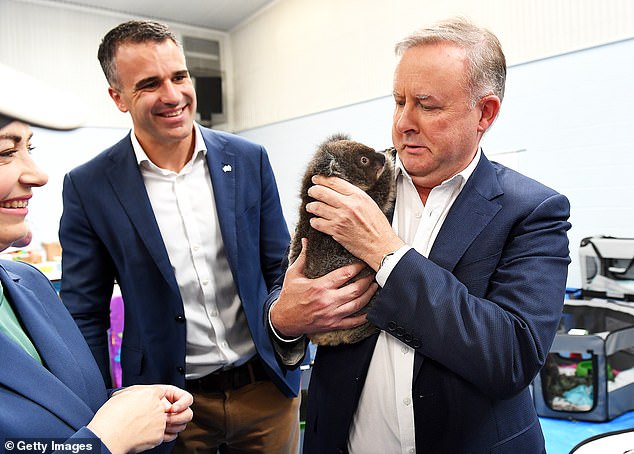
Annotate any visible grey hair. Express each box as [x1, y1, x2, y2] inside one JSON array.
[[395, 17, 506, 107], [97, 20, 182, 89]]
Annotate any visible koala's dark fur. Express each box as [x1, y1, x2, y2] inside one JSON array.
[[288, 133, 395, 346]]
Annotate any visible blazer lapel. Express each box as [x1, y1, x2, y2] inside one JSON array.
[[0, 269, 96, 429], [428, 154, 503, 272], [201, 129, 240, 280], [414, 154, 503, 380], [104, 135, 180, 292]]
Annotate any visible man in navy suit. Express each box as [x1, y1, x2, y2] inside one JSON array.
[[269, 18, 571, 453], [59, 20, 300, 453]]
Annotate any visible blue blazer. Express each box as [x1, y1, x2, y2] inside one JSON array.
[[0, 260, 110, 450], [59, 127, 300, 399], [300, 154, 571, 453]]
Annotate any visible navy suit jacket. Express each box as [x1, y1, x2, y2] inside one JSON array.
[[0, 260, 110, 451], [59, 127, 300, 401], [298, 154, 571, 453]]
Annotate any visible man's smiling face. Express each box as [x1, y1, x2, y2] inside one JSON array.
[[108, 39, 197, 150]]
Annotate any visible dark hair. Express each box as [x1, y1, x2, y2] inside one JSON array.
[[395, 17, 506, 106], [97, 20, 181, 88]]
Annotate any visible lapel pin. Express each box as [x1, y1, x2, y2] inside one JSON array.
[[222, 164, 232, 173]]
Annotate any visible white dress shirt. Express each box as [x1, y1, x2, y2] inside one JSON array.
[[347, 149, 481, 454], [131, 124, 256, 379]]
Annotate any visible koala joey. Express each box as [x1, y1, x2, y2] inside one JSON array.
[[288, 133, 395, 346]]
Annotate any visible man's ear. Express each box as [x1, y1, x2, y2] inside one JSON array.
[[477, 95, 501, 133], [108, 86, 129, 113]]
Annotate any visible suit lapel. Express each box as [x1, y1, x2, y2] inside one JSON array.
[[0, 268, 96, 430], [201, 129, 240, 281], [428, 154, 503, 272], [414, 154, 503, 380], [104, 135, 180, 292]]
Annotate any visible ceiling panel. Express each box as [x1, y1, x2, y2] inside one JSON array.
[[45, 0, 275, 31]]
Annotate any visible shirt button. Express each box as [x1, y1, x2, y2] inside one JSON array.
[[193, 245, 200, 251], [175, 315, 185, 322], [401, 346, 409, 354], [177, 367, 185, 375], [403, 397, 412, 406], [202, 280, 209, 286], [409, 448, 415, 454], [210, 311, 218, 317], [415, 211, 422, 219]]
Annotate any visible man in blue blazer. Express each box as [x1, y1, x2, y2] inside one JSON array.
[[59, 20, 300, 453], [269, 18, 571, 453]]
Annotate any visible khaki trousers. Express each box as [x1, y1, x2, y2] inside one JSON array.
[[173, 380, 300, 454]]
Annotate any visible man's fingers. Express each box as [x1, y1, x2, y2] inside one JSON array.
[[311, 175, 358, 195], [323, 262, 369, 289], [289, 237, 308, 273], [306, 178, 356, 213], [335, 314, 369, 330], [337, 274, 377, 307], [337, 281, 377, 314]]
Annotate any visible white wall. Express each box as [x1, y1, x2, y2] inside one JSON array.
[[0, 0, 122, 126], [239, 38, 634, 289], [482, 39, 634, 289], [230, 0, 634, 131]]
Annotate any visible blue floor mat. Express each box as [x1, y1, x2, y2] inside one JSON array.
[[541, 411, 634, 453]]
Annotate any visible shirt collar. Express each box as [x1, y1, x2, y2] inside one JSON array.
[[131, 122, 208, 170]]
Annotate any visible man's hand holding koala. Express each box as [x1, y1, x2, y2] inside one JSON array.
[[306, 175, 406, 272], [270, 239, 377, 339]]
